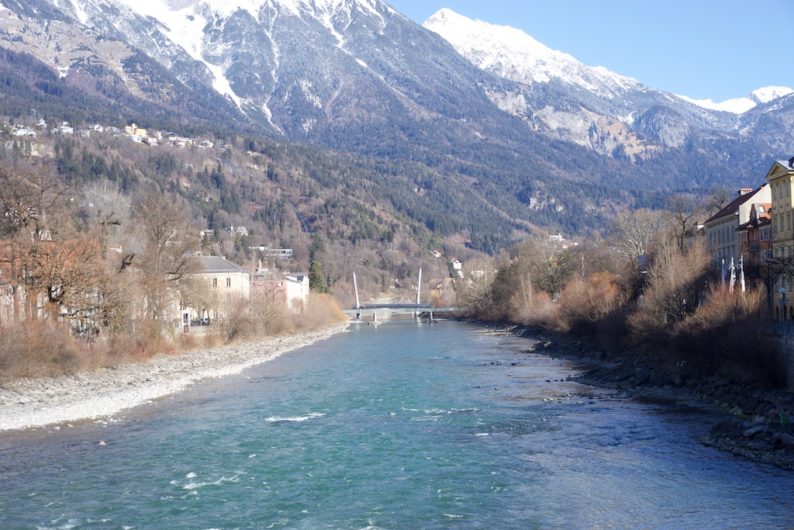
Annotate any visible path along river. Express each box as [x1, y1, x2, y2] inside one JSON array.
[[1, 321, 793, 529]]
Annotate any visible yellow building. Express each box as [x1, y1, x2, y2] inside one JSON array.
[[766, 157, 794, 319]]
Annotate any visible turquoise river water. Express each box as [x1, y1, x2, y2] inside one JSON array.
[[1, 321, 794, 529]]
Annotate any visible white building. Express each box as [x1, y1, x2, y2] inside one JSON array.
[[183, 255, 250, 328], [12, 126, 36, 137], [704, 185, 771, 267], [252, 268, 309, 313], [283, 273, 310, 311]]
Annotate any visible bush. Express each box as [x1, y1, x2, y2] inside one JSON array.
[[0, 321, 92, 379], [512, 289, 556, 327], [673, 288, 784, 387], [628, 242, 709, 342], [556, 272, 626, 333]]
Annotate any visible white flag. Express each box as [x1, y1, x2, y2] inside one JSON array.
[[739, 256, 746, 294], [729, 257, 736, 293]]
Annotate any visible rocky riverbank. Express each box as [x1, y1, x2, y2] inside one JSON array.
[[0, 323, 349, 432], [510, 326, 794, 470]]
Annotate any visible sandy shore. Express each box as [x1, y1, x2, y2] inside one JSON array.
[[0, 323, 349, 432]]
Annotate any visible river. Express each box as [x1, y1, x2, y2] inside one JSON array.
[[1, 321, 793, 529]]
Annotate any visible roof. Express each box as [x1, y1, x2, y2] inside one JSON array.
[[194, 255, 247, 274], [704, 184, 767, 225], [765, 158, 794, 179]]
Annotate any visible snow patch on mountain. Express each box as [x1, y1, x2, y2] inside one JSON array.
[[68, 0, 89, 23], [423, 8, 639, 98], [677, 95, 756, 114], [753, 86, 794, 103], [678, 86, 794, 114], [108, 0, 247, 106]]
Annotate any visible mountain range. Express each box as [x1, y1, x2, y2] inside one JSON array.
[[0, 0, 792, 251]]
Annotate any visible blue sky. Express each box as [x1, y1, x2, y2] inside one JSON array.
[[388, 0, 794, 101]]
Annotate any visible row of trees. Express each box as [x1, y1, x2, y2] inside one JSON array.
[[0, 161, 207, 377], [462, 198, 787, 387]]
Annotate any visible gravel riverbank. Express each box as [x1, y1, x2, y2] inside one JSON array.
[[0, 323, 349, 432]]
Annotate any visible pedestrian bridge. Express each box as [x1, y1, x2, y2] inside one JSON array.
[[347, 270, 462, 321], [343, 304, 463, 320]]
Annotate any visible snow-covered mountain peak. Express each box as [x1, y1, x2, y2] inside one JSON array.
[[423, 8, 639, 97], [678, 85, 794, 114], [752, 86, 793, 104]]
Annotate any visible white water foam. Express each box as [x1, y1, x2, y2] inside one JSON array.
[[265, 412, 326, 423], [182, 474, 240, 491]]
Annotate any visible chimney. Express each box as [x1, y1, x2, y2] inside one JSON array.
[[738, 188, 752, 196], [789, 156, 794, 169]]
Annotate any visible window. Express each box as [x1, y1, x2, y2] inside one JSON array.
[[212, 278, 218, 288], [226, 278, 231, 288]]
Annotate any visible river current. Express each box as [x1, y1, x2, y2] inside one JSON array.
[[1, 321, 793, 529]]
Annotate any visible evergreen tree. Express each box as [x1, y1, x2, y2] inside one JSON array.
[[309, 260, 327, 293]]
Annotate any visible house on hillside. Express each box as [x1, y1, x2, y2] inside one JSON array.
[[704, 184, 770, 268], [124, 123, 148, 138], [12, 126, 36, 137], [766, 158, 794, 319], [249, 246, 293, 260], [449, 258, 464, 279], [51, 122, 74, 135]]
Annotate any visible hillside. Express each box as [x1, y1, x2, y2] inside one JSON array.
[[0, 0, 791, 256]]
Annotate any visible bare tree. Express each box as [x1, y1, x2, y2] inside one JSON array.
[[610, 209, 668, 268], [0, 163, 68, 241], [19, 238, 112, 331], [667, 193, 701, 252], [82, 182, 131, 259], [705, 187, 731, 217], [135, 193, 200, 337], [0, 163, 72, 320]]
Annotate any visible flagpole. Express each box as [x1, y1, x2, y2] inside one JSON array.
[[721, 258, 726, 289], [739, 255, 746, 294]]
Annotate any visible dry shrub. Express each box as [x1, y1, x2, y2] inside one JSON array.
[[203, 333, 222, 349], [252, 295, 290, 335], [0, 321, 96, 379], [556, 272, 626, 333], [178, 333, 198, 350], [293, 294, 347, 330], [217, 293, 345, 343], [104, 333, 152, 364], [511, 289, 556, 327], [673, 288, 784, 386], [221, 300, 256, 343], [628, 242, 709, 342]]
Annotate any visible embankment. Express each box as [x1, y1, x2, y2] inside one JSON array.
[[505, 324, 794, 470], [0, 323, 349, 432]]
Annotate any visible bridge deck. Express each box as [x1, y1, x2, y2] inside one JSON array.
[[344, 305, 462, 316]]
